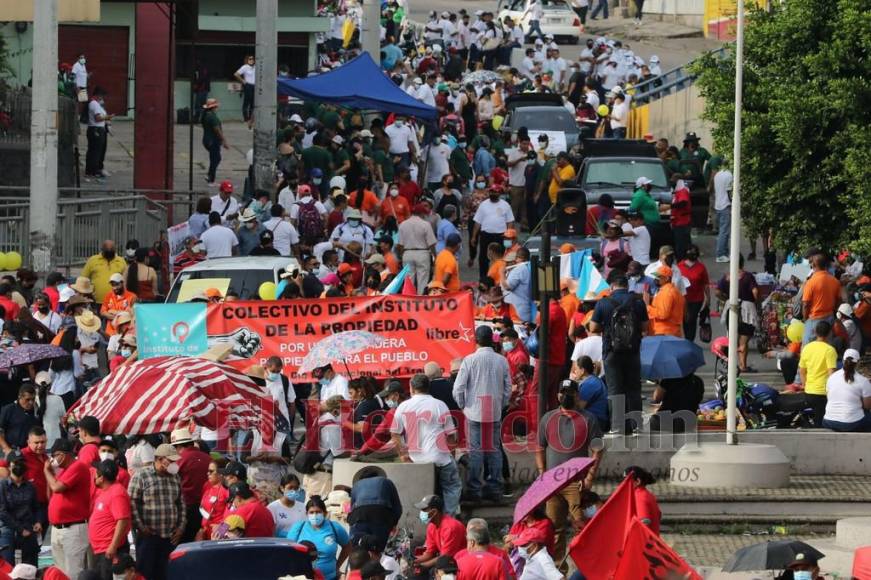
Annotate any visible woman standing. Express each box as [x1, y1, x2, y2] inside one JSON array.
[[124, 248, 158, 302], [197, 458, 229, 540], [267, 473, 307, 537], [624, 466, 660, 534], [715, 254, 759, 373], [434, 175, 462, 219], [823, 349, 871, 432], [285, 496, 350, 580]]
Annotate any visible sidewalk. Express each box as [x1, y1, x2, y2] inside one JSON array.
[[582, 13, 704, 41]]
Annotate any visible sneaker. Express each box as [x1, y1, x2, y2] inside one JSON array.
[[207, 181, 218, 187], [716, 256, 730, 263], [99, 169, 112, 177]]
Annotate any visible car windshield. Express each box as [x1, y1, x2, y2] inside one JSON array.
[[506, 0, 567, 10], [512, 109, 576, 132], [167, 269, 278, 302], [584, 160, 668, 189]]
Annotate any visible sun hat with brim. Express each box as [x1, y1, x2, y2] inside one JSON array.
[[238, 208, 257, 223], [65, 295, 92, 310], [346, 208, 363, 220], [59, 287, 76, 302], [121, 336, 137, 347], [154, 443, 181, 461], [114, 311, 133, 327], [75, 310, 101, 333], [9, 563, 37, 580], [70, 276, 94, 294], [203, 98, 219, 110], [364, 254, 386, 265], [170, 427, 195, 446], [838, 303, 854, 318], [224, 514, 246, 531]]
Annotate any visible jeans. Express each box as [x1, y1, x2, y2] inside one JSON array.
[[0, 526, 39, 566], [716, 208, 731, 257], [203, 136, 222, 183], [612, 127, 627, 139], [527, 20, 545, 39], [242, 83, 255, 122], [823, 414, 871, 433], [803, 316, 834, 347], [571, 5, 589, 24], [135, 533, 175, 580], [85, 126, 107, 175], [590, 0, 609, 19], [466, 420, 503, 498], [604, 351, 642, 433], [436, 459, 462, 515], [684, 300, 704, 342]]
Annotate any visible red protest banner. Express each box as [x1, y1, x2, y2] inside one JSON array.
[[205, 292, 477, 379], [614, 518, 701, 580]]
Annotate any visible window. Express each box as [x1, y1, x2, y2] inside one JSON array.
[[585, 160, 669, 189], [175, 45, 309, 80]]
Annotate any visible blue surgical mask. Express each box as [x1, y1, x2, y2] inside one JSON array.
[[268, 372, 281, 382], [476, 182, 486, 190], [308, 513, 325, 527], [386, 399, 398, 409], [313, 178, 322, 185], [583, 505, 597, 519], [319, 377, 330, 386], [792, 572, 812, 580], [503, 341, 515, 352], [503, 240, 512, 248], [285, 488, 305, 503], [419, 510, 431, 524], [120, 349, 132, 358]]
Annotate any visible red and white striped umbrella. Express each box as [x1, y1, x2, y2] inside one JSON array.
[[67, 356, 275, 444]]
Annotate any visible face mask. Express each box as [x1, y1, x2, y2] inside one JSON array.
[[516, 547, 529, 560], [389, 189, 399, 197], [308, 513, 325, 527], [386, 399, 398, 409], [79, 58, 86, 65], [395, 121, 404, 128], [583, 505, 598, 518], [419, 510, 431, 525], [166, 462, 180, 475], [50, 457, 60, 469], [792, 572, 812, 580], [476, 182, 486, 190], [285, 488, 306, 503], [503, 341, 515, 352], [537, 158, 546, 166], [120, 349, 132, 358], [11, 464, 25, 478], [433, 137, 441, 145], [99, 451, 115, 462], [313, 178, 322, 185], [102, 250, 116, 260], [458, 142, 466, 149], [319, 377, 330, 386], [348, 219, 361, 227]]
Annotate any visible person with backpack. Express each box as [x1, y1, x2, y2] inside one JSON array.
[[589, 269, 649, 434], [290, 184, 328, 245], [285, 495, 350, 580]]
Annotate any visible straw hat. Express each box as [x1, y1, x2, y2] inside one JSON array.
[[75, 310, 101, 333], [70, 276, 94, 294]]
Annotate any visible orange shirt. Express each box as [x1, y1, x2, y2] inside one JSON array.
[[100, 290, 137, 335], [384, 251, 400, 275], [647, 282, 685, 337], [380, 195, 411, 224], [487, 259, 506, 285], [349, 189, 380, 215], [855, 300, 871, 338], [434, 249, 460, 291], [802, 271, 841, 319], [560, 292, 580, 323], [476, 302, 521, 322]]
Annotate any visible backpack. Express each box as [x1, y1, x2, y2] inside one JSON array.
[[296, 198, 324, 241], [608, 296, 642, 353]]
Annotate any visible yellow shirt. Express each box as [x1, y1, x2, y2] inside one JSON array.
[[798, 340, 837, 395], [548, 164, 576, 204], [81, 254, 128, 303]]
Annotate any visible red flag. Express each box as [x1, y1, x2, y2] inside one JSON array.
[[614, 518, 701, 580], [401, 275, 417, 296], [569, 475, 637, 579]]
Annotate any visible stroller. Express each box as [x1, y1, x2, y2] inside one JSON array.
[[709, 337, 814, 429]]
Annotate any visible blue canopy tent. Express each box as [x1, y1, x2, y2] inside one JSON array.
[[276, 53, 437, 121]]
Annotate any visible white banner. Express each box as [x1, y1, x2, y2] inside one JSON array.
[[167, 222, 191, 264]]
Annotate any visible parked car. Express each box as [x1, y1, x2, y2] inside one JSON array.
[[503, 105, 580, 150], [497, 0, 581, 44], [166, 256, 300, 303], [168, 539, 314, 580]]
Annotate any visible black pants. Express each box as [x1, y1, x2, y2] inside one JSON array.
[[604, 351, 642, 433], [684, 300, 704, 342], [203, 136, 222, 183], [85, 126, 107, 176], [571, 5, 589, 25], [634, 0, 645, 19], [135, 534, 174, 580], [806, 394, 827, 427], [92, 548, 129, 580], [242, 83, 255, 122], [672, 225, 692, 261], [182, 504, 201, 543], [478, 231, 503, 282]]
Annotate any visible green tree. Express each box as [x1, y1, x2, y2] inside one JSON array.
[[691, 0, 871, 254]]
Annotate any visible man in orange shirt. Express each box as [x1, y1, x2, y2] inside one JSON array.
[[380, 188, 411, 224], [100, 273, 137, 336], [801, 253, 842, 345], [375, 236, 400, 275], [485, 243, 506, 285], [434, 234, 462, 292], [647, 266, 685, 337]]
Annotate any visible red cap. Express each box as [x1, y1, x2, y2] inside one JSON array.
[[219, 180, 234, 193], [298, 184, 311, 195], [515, 528, 548, 546], [338, 263, 353, 275]]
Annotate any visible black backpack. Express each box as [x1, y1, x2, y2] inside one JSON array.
[[609, 296, 642, 353]]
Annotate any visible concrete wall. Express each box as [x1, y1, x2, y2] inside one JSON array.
[[633, 84, 714, 149], [642, 0, 705, 29]]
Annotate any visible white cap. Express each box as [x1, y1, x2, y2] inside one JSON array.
[[838, 303, 854, 317], [650, 55, 660, 63], [10, 564, 37, 580], [35, 371, 52, 386], [441, 10, 449, 17], [635, 176, 653, 187], [475, 9, 483, 16], [433, 44, 442, 53], [329, 176, 346, 190], [289, 114, 303, 123], [359, 129, 373, 138], [332, 134, 344, 145], [109, 273, 124, 283], [59, 286, 76, 302], [844, 348, 861, 362], [534, 38, 543, 45], [612, 85, 624, 95], [413, 77, 423, 85]]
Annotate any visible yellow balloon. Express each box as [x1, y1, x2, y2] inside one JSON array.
[[258, 281, 277, 301], [4, 252, 21, 271], [0, 253, 6, 271], [597, 105, 610, 117], [786, 320, 805, 343], [492, 115, 504, 131]]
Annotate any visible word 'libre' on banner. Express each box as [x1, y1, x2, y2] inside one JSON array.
[[204, 292, 477, 378]]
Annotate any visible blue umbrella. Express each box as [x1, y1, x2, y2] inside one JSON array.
[[640, 335, 705, 380]]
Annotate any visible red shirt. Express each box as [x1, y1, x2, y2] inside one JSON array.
[[178, 446, 211, 506], [634, 486, 661, 535], [455, 548, 511, 580], [508, 518, 556, 556], [234, 499, 275, 537], [88, 483, 131, 554], [21, 447, 48, 504], [0, 296, 20, 321], [44, 286, 60, 312], [398, 181, 422, 206], [537, 301, 568, 366], [327, 210, 345, 234], [200, 482, 230, 531], [77, 442, 100, 467], [505, 342, 530, 379], [424, 515, 466, 557], [677, 260, 710, 304], [670, 186, 692, 227], [48, 459, 91, 525]]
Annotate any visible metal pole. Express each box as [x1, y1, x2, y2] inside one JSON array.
[[253, 0, 278, 193], [726, 0, 745, 445], [362, 0, 381, 64], [29, 0, 59, 275], [189, 36, 195, 192], [538, 219, 551, 423]]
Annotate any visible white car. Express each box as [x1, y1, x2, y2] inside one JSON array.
[[498, 0, 581, 45], [167, 256, 300, 303]]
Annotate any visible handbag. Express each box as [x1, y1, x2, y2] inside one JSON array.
[[77, 89, 88, 103], [698, 307, 712, 343]]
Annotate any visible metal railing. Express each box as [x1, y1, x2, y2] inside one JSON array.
[[632, 47, 726, 104]]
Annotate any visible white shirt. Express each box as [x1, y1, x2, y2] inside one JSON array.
[[473, 199, 515, 234], [440, 19, 455, 43], [584, 89, 600, 111], [88, 100, 107, 128], [610, 99, 629, 128], [262, 217, 300, 256], [520, 549, 563, 580], [457, 22, 471, 50], [71, 61, 88, 88], [210, 194, 240, 223], [200, 225, 239, 258], [267, 499, 306, 537], [330, 14, 345, 40], [416, 84, 436, 107], [277, 187, 297, 210], [526, 0, 544, 20], [329, 222, 375, 256], [521, 57, 537, 80], [824, 369, 871, 424], [547, 57, 568, 87], [265, 375, 294, 423], [390, 394, 455, 466], [571, 335, 604, 371], [507, 148, 529, 187], [622, 223, 651, 265], [714, 169, 733, 210], [645, 259, 689, 295], [578, 47, 595, 74], [425, 143, 452, 184], [320, 373, 350, 400], [318, 412, 343, 460], [508, 26, 524, 45], [385, 123, 415, 154], [424, 19, 443, 40], [289, 196, 328, 221], [601, 65, 622, 90], [42, 394, 66, 449], [34, 310, 62, 334], [236, 63, 256, 85]]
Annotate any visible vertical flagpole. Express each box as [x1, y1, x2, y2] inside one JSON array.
[[726, 0, 745, 445]]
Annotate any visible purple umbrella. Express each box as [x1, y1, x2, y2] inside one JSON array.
[[513, 457, 596, 524], [0, 344, 70, 370]]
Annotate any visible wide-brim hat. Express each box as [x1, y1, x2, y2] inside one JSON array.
[[70, 276, 94, 294], [75, 310, 101, 333]]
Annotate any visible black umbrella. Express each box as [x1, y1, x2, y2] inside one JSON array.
[[722, 540, 825, 572]]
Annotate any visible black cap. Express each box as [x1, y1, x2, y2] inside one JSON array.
[[378, 380, 403, 398], [111, 554, 136, 574], [434, 556, 458, 573], [50, 438, 74, 454], [228, 481, 254, 500], [78, 415, 100, 436], [361, 561, 389, 579], [92, 459, 119, 482], [220, 461, 248, 480], [260, 230, 274, 241], [98, 437, 118, 450], [414, 494, 444, 511]]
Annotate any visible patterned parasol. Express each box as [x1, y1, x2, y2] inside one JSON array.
[[299, 330, 383, 374], [0, 344, 70, 370]]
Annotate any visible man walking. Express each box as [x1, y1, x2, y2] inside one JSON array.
[[201, 98, 229, 186], [397, 204, 437, 293], [453, 326, 511, 502], [590, 270, 649, 434], [712, 159, 733, 262], [44, 439, 90, 579], [89, 459, 131, 579]]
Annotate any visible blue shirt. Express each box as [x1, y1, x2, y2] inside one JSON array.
[[382, 43, 403, 70], [188, 213, 209, 239], [504, 261, 532, 322], [237, 223, 264, 256], [473, 148, 496, 177], [436, 219, 460, 254], [591, 288, 649, 356], [286, 519, 350, 580], [578, 375, 609, 425]]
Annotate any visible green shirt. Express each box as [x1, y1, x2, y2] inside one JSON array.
[[332, 147, 350, 170], [322, 110, 342, 131], [450, 147, 472, 180], [630, 188, 660, 225], [679, 146, 711, 181], [302, 145, 333, 178], [201, 110, 222, 141], [374, 148, 395, 182], [537, 159, 556, 189]]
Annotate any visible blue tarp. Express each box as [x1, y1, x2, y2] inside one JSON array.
[[276, 53, 437, 121]]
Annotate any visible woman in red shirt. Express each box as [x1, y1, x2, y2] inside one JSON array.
[[197, 459, 230, 540], [503, 505, 555, 557], [625, 466, 661, 535]]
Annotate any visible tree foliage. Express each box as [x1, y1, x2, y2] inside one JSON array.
[[691, 0, 871, 255]]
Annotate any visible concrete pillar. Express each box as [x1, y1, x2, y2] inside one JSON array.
[[670, 442, 790, 488], [29, 0, 59, 274], [134, 3, 175, 193], [253, 0, 277, 193], [361, 0, 381, 64]]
